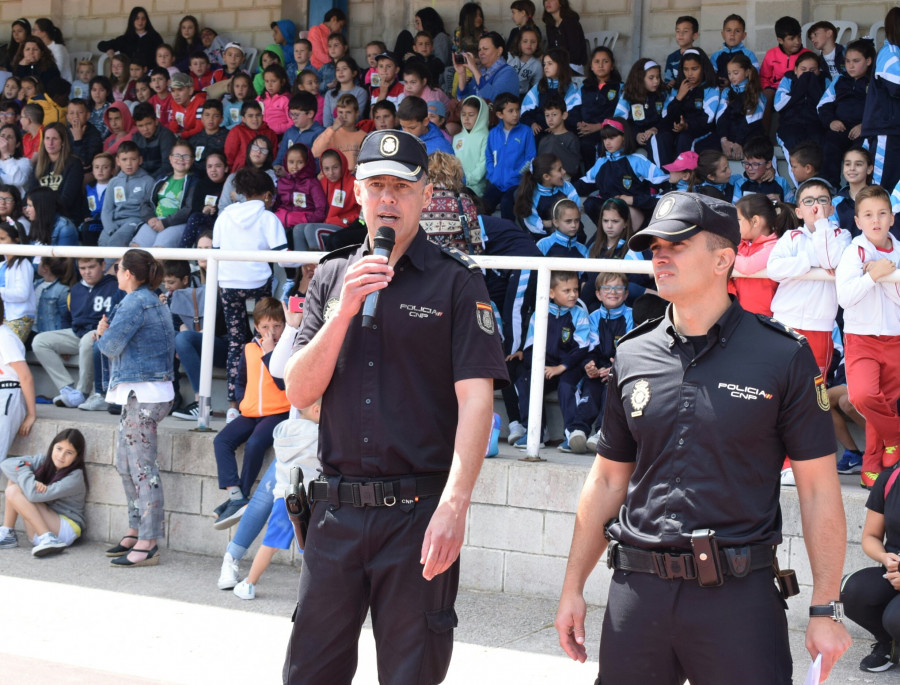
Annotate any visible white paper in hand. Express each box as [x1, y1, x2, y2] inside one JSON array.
[[804, 653, 822, 685]]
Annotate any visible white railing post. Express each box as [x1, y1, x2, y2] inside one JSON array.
[[526, 266, 552, 459], [196, 255, 219, 430]]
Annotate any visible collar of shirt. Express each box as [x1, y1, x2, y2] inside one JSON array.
[[549, 230, 579, 249], [661, 296, 744, 353], [361, 226, 429, 271], [597, 303, 629, 319], [731, 79, 748, 94], [548, 301, 574, 317]]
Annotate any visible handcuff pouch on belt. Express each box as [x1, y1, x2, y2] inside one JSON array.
[[690, 529, 724, 587], [773, 554, 800, 598]]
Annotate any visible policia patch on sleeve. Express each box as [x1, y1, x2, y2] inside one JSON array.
[[476, 302, 494, 334], [814, 374, 829, 411]]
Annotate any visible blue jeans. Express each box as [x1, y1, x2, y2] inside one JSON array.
[[174, 330, 228, 394], [226, 460, 277, 561]]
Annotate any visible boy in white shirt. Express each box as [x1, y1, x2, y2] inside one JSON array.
[[768, 178, 852, 375], [835, 185, 900, 488]]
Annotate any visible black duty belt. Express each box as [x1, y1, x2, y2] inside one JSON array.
[[0, 381, 21, 389], [308, 473, 448, 507], [607, 540, 774, 581]]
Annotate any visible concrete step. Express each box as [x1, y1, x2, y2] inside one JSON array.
[[1, 405, 873, 635]]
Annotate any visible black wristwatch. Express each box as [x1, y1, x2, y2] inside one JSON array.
[[809, 601, 844, 622]]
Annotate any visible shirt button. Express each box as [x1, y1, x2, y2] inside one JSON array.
[[368, 361, 374, 367], [670, 514, 677, 519], [683, 401, 689, 408], [690, 362, 696, 367], [363, 437, 369, 443], [365, 398, 371, 404], [678, 438, 684, 445], [372, 325, 378, 330], [675, 477, 681, 483]]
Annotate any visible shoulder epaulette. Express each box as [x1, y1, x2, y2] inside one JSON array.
[[616, 315, 663, 344], [318, 243, 361, 265], [440, 245, 482, 272], [755, 314, 808, 344]]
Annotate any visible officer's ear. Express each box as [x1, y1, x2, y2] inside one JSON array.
[[421, 181, 433, 208], [714, 245, 736, 279]]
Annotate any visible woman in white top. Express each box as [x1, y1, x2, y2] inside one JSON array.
[[0, 311, 35, 461], [96, 249, 175, 568], [31, 19, 71, 82], [0, 219, 37, 342]]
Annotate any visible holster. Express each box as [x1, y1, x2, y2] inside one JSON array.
[[285, 467, 311, 551], [773, 554, 799, 598]]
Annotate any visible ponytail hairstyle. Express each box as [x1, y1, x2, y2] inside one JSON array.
[[552, 198, 579, 221], [726, 54, 762, 114], [514, 153, 559, 218], [120, 248, 164, 289], [844, 39, 876, 78], [538, 48, 573, 96], [735, 194, 798, 238], [588, 197, 632, 259], [34, 18, 64, 46], [42, 255, 76, 286], [33, 428, 88, 491], [678, 47, 717, 88], [583, 46, 621, 89], [0, 217, 30, 267], [623, 57, 660, 104], [689, 150, 728, 190]]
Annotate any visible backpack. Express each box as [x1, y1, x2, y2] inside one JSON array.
[[884, 467, 900, 498]]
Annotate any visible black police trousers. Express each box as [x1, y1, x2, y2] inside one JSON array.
[[282, 492, 459, 685], [595, 568, 792, 685]]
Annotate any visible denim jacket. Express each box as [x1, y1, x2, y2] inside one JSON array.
[[35, 279, 71, 333], [97, 285, 175, 389]]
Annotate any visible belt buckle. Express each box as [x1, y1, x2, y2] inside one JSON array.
[[654, 552, 694, 580], [352, 482, 383, 507]]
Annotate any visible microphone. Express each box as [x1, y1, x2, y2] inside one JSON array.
[[361, 226, 395, 329]]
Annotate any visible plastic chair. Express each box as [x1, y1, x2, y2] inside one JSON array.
[[801, 20, 858, 48], [868, 21, 885, 48], [69, 51, 93, 78], [241, 47, 259, 74], [97, 53, 109, 77], [583, 31, 618, 56]]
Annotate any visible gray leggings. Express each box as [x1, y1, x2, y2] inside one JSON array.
[[291, 223, 337, 251], [115, 392, 172, 540]]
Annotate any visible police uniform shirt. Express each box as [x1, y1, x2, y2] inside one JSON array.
[[294, 228, 509, 478], [597, 297, 835, 551]]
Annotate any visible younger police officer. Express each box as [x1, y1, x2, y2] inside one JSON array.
[[282, 130, 508, 684], [555, 192, 851, 684]]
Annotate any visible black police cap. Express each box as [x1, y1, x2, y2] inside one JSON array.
[[355, 129, 429, 182], [628, 191, 740, 252]]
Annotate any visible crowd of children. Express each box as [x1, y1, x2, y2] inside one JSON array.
[[0, 6, 899, 598]]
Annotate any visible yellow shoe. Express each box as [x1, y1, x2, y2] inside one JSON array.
[[862, 471, 880, 490], [884, 446, 899, 469]]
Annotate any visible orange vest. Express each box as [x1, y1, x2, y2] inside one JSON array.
[[239, 341, 291, 417]]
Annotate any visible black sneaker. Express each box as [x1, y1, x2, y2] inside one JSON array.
[[213, 498, 249, 530], [172, 402, 200, 421], [860, 641, 897, 672], [107, 403, 122, 416], [213, 499, 230, 517]]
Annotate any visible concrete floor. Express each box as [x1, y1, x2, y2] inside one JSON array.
[[0, 540, 898, 684]]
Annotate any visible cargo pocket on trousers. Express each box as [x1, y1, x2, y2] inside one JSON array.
[[422, 607, 458, 682]]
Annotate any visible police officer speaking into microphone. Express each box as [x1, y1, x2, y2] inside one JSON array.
[[554, 192, 852, 684], [282, 129, 508, 685]]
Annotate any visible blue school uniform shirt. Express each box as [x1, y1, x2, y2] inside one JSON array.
[[715, 79, 767, 146], [774, 71, 826, 130], [664, 49, 683, 84], [524, 301, 590, 368], [580, 79, 623, 124], [710, 43, 760, 81], [587, 303, 633, 364], [817, 44, 846, 81], [614, 90, 666, 134], [576, 149, 667, 211], [523, 181, 580, 235], [817, 73, 868, 129], [663, 84, 720, 148], [733, 173, 794, 203], [485, 122, 536, 192], [536, 230, 589, 260], [274, 122, 327, 166], [521, 79, 582, 124], [861, 40, 900, 138]]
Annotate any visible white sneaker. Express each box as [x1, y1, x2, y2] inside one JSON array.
[[507, 420, 526, 445], [78, 392, 109, 411], [780, 467, 796, 487], [59, 386, 86, 408], [217, 552, 239, 590], [226, 408, 240, 424], [586, 431, 601, 453], [233, 579, 256, 600], [32, 532, 67, 557], [567, 429, 587, 454]]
